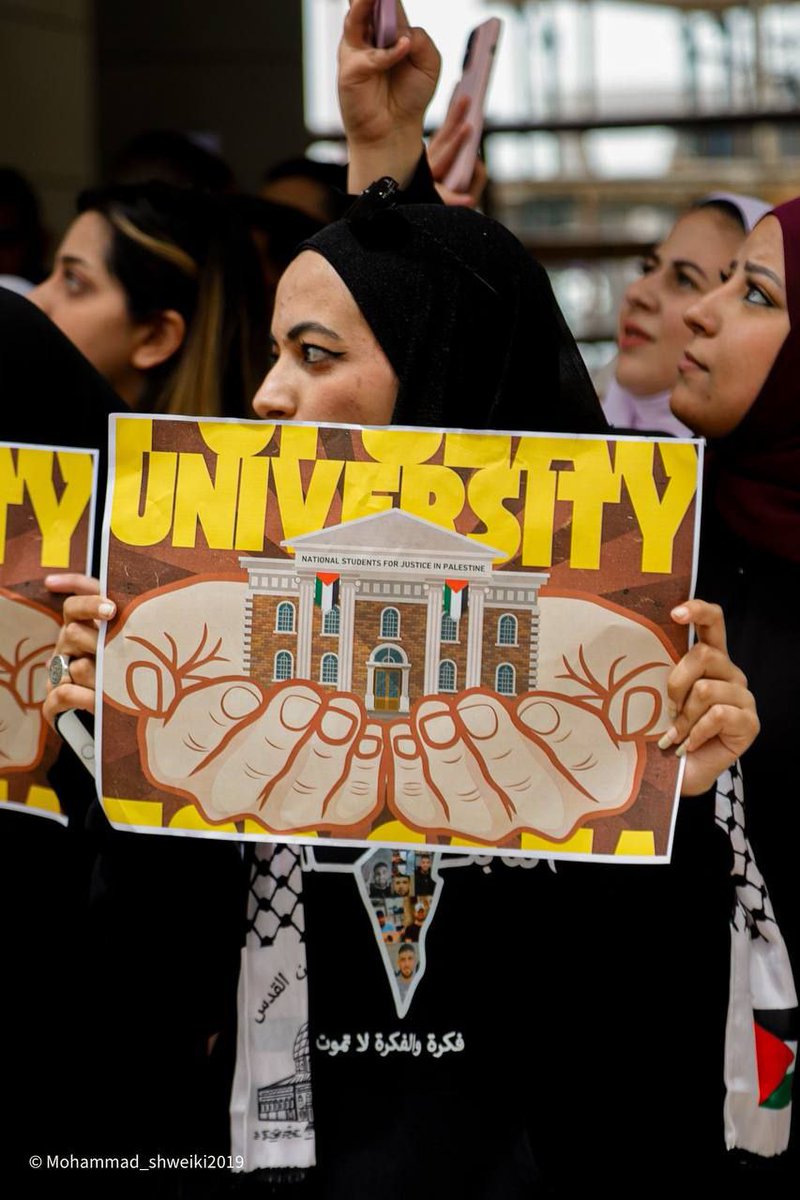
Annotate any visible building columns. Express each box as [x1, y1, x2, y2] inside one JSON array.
[[296, 576, 314, 678], [465, 585, 487, 688], [338, 578, 356, 691], [423, 583, 443, 694], [528, 599, 541, 690]]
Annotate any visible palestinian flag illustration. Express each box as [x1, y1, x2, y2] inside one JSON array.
[[754, 1008, 797, 1110], [314, 572, 340, 614], [443, 579, 469, 622]]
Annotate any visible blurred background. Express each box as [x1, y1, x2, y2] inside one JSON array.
[[3, 0, 800, 377]]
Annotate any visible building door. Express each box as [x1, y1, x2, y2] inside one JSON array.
[[368, 645, 409, 713], [374, 668, 402, 711]]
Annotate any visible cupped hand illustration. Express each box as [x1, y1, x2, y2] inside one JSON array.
[[536, 596, 677, 739], [0, 588, 61, 771], [104, 583, 732, 840], [141, 678, 385, 830], [103, 579, 249, 716], [103, 581, 384, 830], [388, 690, 641, 843]]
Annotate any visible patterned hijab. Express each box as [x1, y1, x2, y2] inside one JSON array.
[[301, 189, 607, 436], [712, 196, 800, 562]]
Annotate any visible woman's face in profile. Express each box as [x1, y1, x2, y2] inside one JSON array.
[[615, 208, 744, 397], [28, 211, 148, 401], [251, 250, 398, 427], [670, 216, 790, 437]]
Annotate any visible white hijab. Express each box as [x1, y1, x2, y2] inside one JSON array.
[[602, 192, 772, 436]]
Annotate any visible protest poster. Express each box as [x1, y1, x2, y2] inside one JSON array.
[[0, 441, 97, 821], [98, 414, 702, 861]]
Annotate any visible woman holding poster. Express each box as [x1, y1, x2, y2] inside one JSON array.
[[43, 209, 762, 1198], [40, 5, 772, 1198]]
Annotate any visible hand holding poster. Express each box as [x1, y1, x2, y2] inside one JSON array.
[[99, 415, 701, 860], [0, 441, 97, 820]]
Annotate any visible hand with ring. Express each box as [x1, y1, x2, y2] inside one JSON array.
[[48, 653, 73, 687], [42, 573, 116, 727]]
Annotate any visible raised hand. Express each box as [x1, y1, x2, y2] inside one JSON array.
[[427, 93, 489, 208], [340, 0, 441, 191]]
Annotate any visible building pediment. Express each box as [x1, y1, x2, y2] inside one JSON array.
[[282, 508, 502, 563]]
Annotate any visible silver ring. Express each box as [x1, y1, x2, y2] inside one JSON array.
[[48, 654, 73, 687]]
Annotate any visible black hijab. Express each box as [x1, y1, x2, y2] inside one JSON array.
[[300, 193, 607, 435], [0, 286, 126, 569]]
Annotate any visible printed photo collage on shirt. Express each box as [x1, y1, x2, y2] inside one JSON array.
[[362, 849, 436, 987]]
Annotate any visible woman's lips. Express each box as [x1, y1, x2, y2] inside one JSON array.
[[618, 322, 652, 351], [677, 348, 708, 374]]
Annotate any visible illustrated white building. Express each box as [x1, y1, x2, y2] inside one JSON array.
[[241, 510, 549, 714]]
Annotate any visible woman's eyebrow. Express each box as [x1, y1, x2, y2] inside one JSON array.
[[672, 258, 707, 280], [287, 321, 342, 342], [744, 260, 784, 289], [58, 253, 90, 268]]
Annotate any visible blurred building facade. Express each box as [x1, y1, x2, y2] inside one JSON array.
[[305, 0, 800, 379]]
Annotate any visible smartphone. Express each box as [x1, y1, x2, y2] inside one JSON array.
[[372, 0, 397, 49], [443, 18, 502, 194], [55, 708, 96, 778]]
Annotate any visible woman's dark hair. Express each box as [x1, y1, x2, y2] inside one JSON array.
[[109, 129, 235, 194], [261, 156, 346, 224], [77, 182, 269, 417], [0, 166, 47, 283]]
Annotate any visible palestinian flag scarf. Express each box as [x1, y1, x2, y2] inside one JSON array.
[[716, 764, 797, 1155]]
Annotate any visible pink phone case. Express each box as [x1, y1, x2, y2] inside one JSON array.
[[443, 18, 502, 194], [373, 0, 397, 49]]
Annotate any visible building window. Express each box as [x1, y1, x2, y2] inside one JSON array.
[[380, 607, 400, 638], [276, 601, 296, 633], [497, 614, 518, 646], [496, 663, 516, 696], [438, 659, 457, 692], [441, 612, 458, 643], [322, 605, 340, 635], [320, 653, 339, 685], [373, 646, 403, 664], [274, 650, 294, 681]]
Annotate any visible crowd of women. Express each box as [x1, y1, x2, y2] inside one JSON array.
[[1, 1, 797, 1196]]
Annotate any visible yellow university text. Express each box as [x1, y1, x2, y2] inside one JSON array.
[[0, 446, 94, 567], [110, 420, 698, 573]]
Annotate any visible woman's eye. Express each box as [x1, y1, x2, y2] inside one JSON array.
[[301, 342, 342, 365], [638, 259, 655, 277], [62, 269, 85, 295], [675, 270, 698, 291], [744, 283, 770, 307]]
